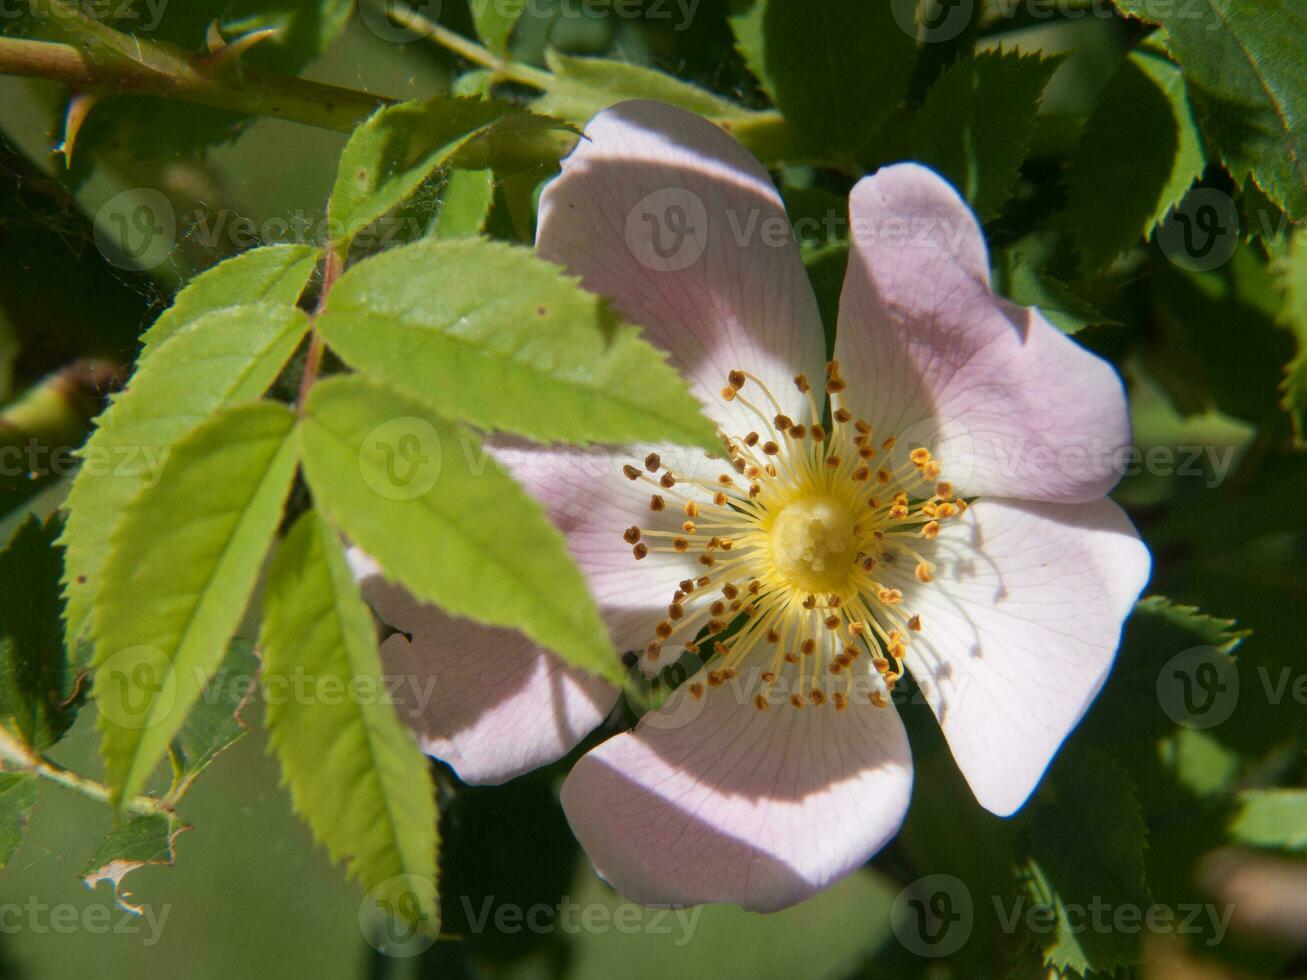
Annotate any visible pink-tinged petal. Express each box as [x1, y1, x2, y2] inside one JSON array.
[[490, 440, 707, 661], [877, 496, 1150, 816], [560, 672, 913, 912], [537, 100, 826, 432], [351, 557, 617, 785], [835, 164, 1130, 503]]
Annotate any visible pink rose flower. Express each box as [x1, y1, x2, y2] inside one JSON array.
[[353, 100, 1151, 912]]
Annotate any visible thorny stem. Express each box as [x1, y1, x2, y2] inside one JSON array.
[[0, 5, 804, 164], [0, 34, 390, 134], [0, 726, 171, 817]]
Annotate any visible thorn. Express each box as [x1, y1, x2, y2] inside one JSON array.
[[57, 93, 101, 170], [201, 25, 280, 72], [205, 20, 225, 55]]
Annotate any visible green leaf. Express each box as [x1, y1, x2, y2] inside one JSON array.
[[732, 0, 917, 155], [168, 639, 259, 797], [0, 516, 77, 749], [1066, 46, 1206, 270], [1113, 0, 1307, 220], [138, 245, 320, 359], [0, 773, 37, 869], [905, 49, 1061, 220], [1276, 240, 1307, 443], [1084, 596, 1248, 744], [300, 375, 621, 684], [81, 812, 187, 913], [431, 169, 496, 240], [468, 0, 525, 56], [1230, 789, 1307, 851], [994, 253, 1115, 335], [1021, 750, 1151, 975], [92, 402, 300, 806], [261, 510, 438, 932], [316, 238, 719, 451], [328, 96, 521, 249], [534, 50, 755, 125], [60, 303, 309, 653]]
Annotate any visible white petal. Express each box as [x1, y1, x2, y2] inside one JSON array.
[[537, 99, 826, 434], [878, 496, 1150, 815], [561, 671, 913, 912], [835, 164, 1131, 502]]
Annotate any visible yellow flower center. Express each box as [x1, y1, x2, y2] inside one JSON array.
[[620, 361, 966, 711], [767, 495, 858, 595]]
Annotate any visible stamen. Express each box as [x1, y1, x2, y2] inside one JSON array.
[[619, 366, 962, 710]]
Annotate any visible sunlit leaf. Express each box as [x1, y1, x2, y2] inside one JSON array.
[[261, 509, 438, 933], [299, 375, 621, 684], [139, 245, 320, 359], [329, 96, 521, 250], [93, 402, 300, 806], [316, 238, 719, 451], [60, 303, 309, 653]]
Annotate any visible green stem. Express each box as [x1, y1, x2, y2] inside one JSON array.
[[0, 726, 169, 817], [371, 0, 554, 90], [0, 34, 389, 134]]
